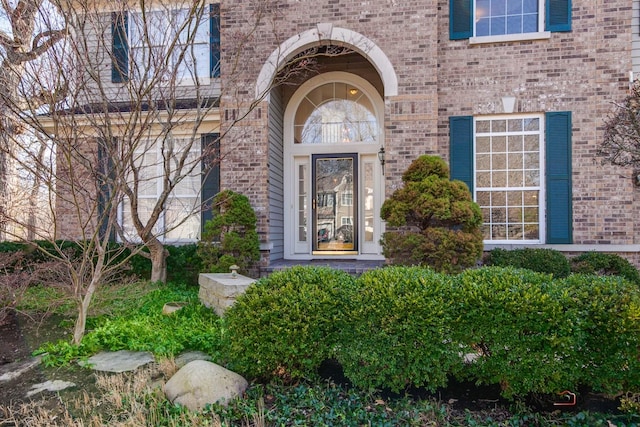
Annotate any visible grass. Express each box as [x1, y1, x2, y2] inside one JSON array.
[[4, 280, 640, 426]]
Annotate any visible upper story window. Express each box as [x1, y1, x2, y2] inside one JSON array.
[[476, 0, 539, 37], [294, 82, 378, 145], [112, 4, 220, 83], [449, 0, 571, 42]]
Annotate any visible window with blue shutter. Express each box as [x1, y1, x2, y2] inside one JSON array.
[[112, 5, 219, 82], [449, 0, 572, 40], [545, 111, 572, 244], [450, 113, 572, 243], [111, 12, 129, 83], [201, 133, 220, 231]]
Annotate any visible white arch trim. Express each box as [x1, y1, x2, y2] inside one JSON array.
[[256, 24, 398, 99]]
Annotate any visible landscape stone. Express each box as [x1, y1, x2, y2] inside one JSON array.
[[199, 273, 255, 316], [26, 380, 76, 397], [175, 351, 212, 368], [164, 360, 248, 411], [81, 350, 155, 373], [0, 356, 42, 383]]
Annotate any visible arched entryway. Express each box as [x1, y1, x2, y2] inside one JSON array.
[[283, 72, 385, 259], [259, 26, 397, 261]]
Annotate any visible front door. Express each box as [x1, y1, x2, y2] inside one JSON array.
[[312, 154, 357, 254]]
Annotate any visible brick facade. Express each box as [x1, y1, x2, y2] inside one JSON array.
[[218, 0, 640, 265]]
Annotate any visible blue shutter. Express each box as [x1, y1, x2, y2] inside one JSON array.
[[545, 112, 572, 244], [202, 133, 220, 231], [449, 116, 474, 193], [450, 0, 473, 40], [546, 0, 572, 32], [111, 12, 129, 83], [210, 4, 221, 78]]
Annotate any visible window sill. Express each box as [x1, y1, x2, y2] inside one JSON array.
[[469, 31, 551, 45], [484, 243, 640, 253]]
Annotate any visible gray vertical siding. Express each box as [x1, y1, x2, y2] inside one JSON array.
[[268, 88, 285, 261]]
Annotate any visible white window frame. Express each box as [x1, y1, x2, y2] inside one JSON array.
[[118, 136, 202, 244], [470, 0, 551, 44], [474, 114, 546, 244], [340, 190, 353, 207], [128, 4, 211, 84]]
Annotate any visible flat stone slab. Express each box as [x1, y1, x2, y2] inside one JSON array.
[[175, 351, 212, 368], [0, 356, 42, 383], [81, 350, 155, 373], [26, 380, 76, 397]]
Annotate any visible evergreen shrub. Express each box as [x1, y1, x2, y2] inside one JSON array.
[[198, 190, 260, 277], [223, 266, 356, 381], [570, 252, 640, 285], [485, 248, 571, 278], [336, 266, 460, 392], [380, 155, 483, 273]]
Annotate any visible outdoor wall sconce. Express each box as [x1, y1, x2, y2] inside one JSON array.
[[378, 147, 386, 175]]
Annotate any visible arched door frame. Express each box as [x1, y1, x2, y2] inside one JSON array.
[[283, 71, 385, 259]]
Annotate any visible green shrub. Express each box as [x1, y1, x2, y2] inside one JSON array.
[[485, 248, 571, 278], [198, 190, 260, 277], [337, 266, 460, 392], [222, 266, 356, 381], [557, 274, 640, 394], [380, 155, 483, 273], [570, 252, 640, 284], [452, 267, 581, 398]]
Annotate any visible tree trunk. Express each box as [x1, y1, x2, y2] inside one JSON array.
[[148, 240, 168, 283], [72, 276, 100, 344]]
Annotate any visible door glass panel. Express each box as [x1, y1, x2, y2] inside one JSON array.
[[297, 163, 307, 242], [313, 155, 357, 252], [364, 162, 374, 243]]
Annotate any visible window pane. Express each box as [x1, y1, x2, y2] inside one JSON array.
[[508, 170, 523, 186], [477, 153, 491, 170], [492, 170, 506, 187], [506, 15, 522, 34], [476, 120, 491, 133], [492, 136, 506, 152], [477, 136, 491, 152]]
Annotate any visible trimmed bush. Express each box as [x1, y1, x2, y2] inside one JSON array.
[[485, 248, 571, 278], [570, 252, 640, 285], [380, 155, 483, 273], [337, 266, 460, 392], [557, 274, 640, 394], [452, 267, 581, 397], [222, 266, 356, 381]]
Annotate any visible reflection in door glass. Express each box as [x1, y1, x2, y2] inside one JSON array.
[[314, 156, 356, 251]]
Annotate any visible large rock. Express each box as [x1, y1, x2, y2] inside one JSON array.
[[164, 360, 248, 411]]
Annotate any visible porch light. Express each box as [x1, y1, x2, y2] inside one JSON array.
[[378, 146, 386, 175]]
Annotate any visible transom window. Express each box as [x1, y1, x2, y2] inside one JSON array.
[[476, 0, 540, 37], [475, 116, 543, 242], [294, 82, 377, 144]]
